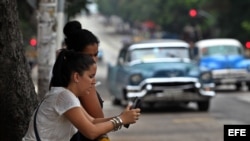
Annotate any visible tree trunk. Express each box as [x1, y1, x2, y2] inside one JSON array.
[[37, 0, 57, 100], [0, 0, 38, 140]]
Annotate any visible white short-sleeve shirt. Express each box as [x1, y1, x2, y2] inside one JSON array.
[[23, 87, 81, 141]]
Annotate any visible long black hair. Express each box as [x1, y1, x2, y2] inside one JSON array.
[[63, 20, 99, 52], [49, 49, 95, 89]]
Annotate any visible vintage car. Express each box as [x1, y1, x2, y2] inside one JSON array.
[[194, 38, 250, 90], [107, 39, 215, 111], [98, 48, 104, 61]]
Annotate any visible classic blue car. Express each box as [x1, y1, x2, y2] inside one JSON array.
[[107, 39, 215, 111], [194, 38, 250, 90], [98, 48, 103, 61]]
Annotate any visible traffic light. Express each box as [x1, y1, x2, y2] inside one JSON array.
[[246, 41, 250, 49], [189, 9, 197, 18], [29, 38, 37, 47]]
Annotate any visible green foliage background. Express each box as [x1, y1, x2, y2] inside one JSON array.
[[18, 0, 92, 47], [18, 0, 250, 45], [97, 0, 250, 44]]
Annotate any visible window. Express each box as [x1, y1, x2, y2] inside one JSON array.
[[128, 47, 189, 62], [201, 45, 242, 57]]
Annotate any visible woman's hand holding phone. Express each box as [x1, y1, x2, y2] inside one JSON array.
[[124, 97, 141, 128]]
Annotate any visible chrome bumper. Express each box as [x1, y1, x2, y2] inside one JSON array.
[[212, 69, 250, 84], [125, 77, 215, 100]]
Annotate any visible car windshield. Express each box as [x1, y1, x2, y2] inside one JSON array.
[[130, 61, 199, 77], [127, 47, 189, 62], [201, 45, 242, 57]]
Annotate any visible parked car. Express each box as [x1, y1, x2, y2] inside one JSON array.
[[107, 39, 215, 111], [98, 48, 103, 61], [194, 38, 250, 90]]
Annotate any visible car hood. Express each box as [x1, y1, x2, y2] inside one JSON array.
[[200, 55, 250, 70], [129, 61, 199, 78]]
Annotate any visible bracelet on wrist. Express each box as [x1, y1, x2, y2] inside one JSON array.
[[110, 116, 123, 131]]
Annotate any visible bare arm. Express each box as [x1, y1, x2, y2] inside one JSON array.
[[64, 105, 140, 140], [64, 107, 112, 140], [78, 86, 104, 118]]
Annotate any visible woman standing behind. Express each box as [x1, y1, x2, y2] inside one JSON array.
[[23, 50, 141, 141], [63, 21, 109, 140]]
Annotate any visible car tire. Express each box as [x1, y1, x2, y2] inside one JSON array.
[[112, 97, 121, 105], [246, 83, 250, 91], [235, 83, 242, 91], [147, 102, 156, 108], [197, 101, 210, 111]]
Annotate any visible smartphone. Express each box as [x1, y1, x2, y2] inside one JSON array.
[[124, 97, 141, 128], [130, 97, 141, 109]]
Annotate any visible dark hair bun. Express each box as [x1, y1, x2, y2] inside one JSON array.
[[63, 21, 82, 38], [63, 20, 99, 52]]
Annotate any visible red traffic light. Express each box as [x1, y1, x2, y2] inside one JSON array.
[[29, 38, 37, 47], [189, 9, 197, 18], [246, 41, 250, 49]]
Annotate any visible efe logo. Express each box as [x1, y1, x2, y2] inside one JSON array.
[[224, 125, 250, 141], [228, 129, 246, 136]]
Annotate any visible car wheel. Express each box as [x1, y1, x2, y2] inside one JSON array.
[[180, 102, 189, 108], [246, 83, 250, 91], [146, 102, 156, 108], [197, 101, 210, 111], [112, 97, 121, 105], [235, 83, 242, 91]]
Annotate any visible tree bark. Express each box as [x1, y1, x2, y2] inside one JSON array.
[[0, 0, 38, 140]]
